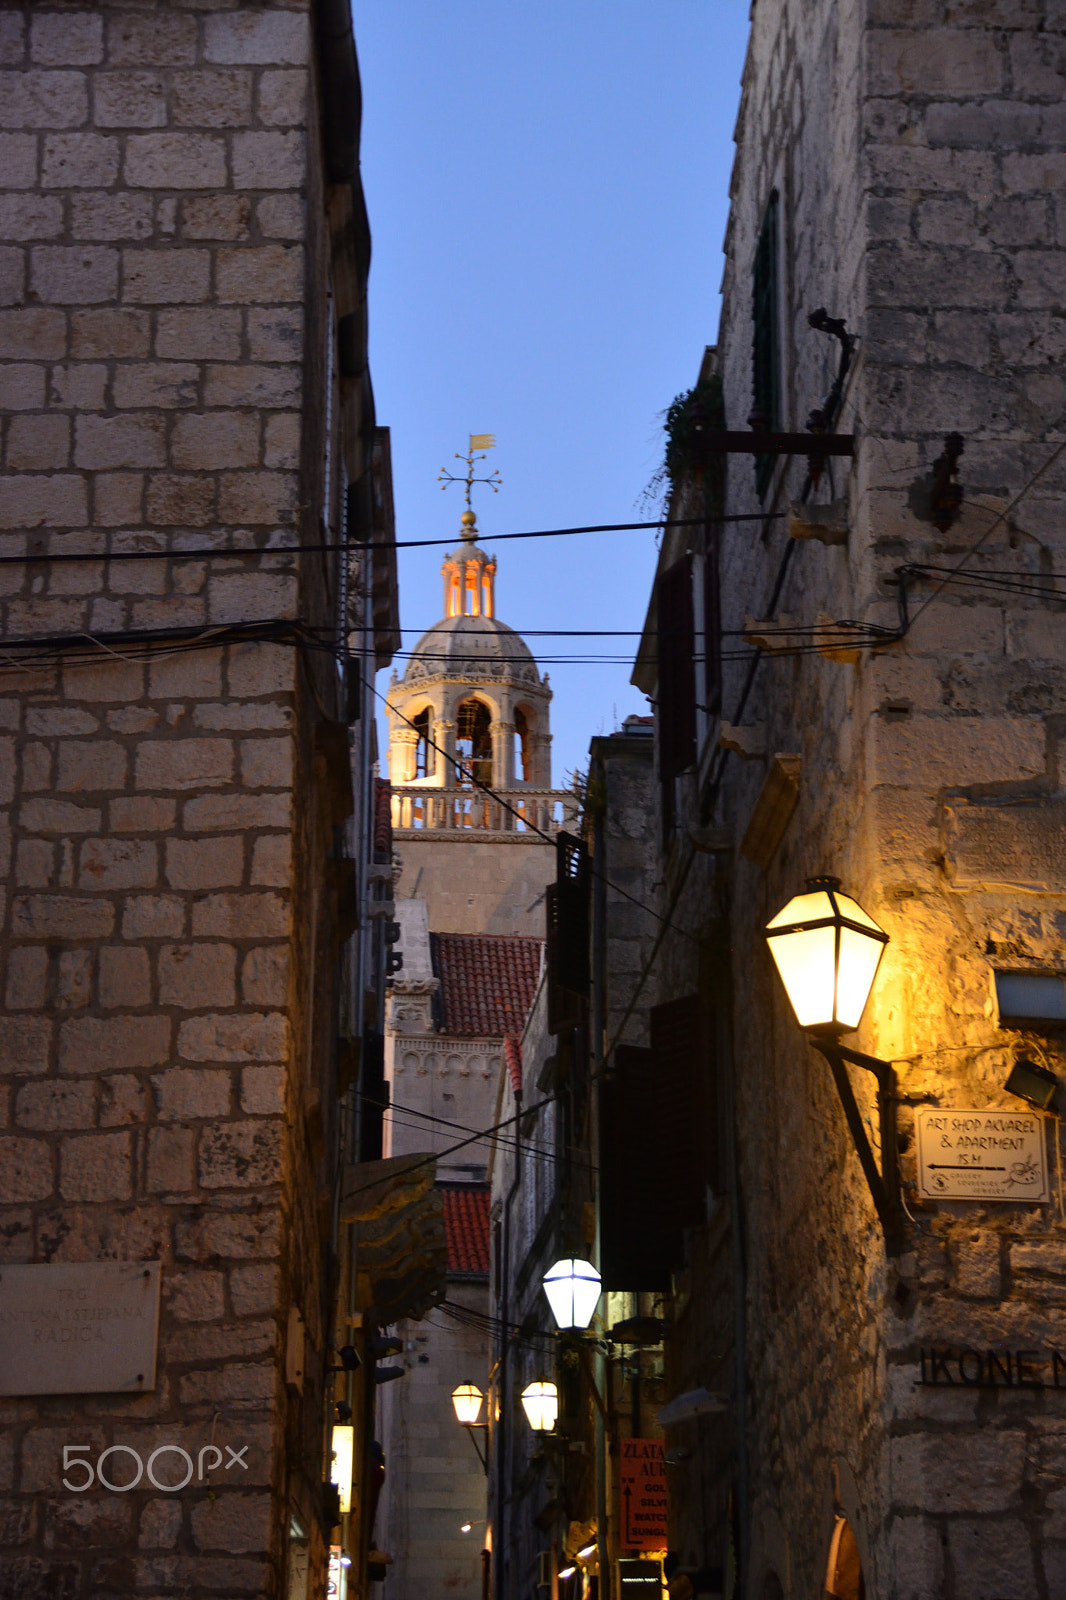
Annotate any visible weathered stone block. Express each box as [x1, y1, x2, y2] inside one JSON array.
[[42, 133, 119, 189], [12, 895, 114, 940], [231, 131, 306, 191], [57, 738, 127, 792], [16, 1080, 95, 1132], [31, 245, 118, 304], [71, 307, 149, 359], [890, 1431, 1025, 1513], [183, 792, 291, 833], [30, 11, 102, 66], [98, 945, 151, 1009], [947, 1518, 1035, 1600], [204, 12, 309, 67], [109, 797, 177, 834], [174, 1208, 280, 1262], [178, 1012, 289, 1064], [5, 946, 49, 1011], [241, 947, 289, 1008], [250, 835, 291, 888], [108, 13, 197, 67], [0, 193, 63, 241], [0, 131, 38, 189], [6, 412, 69, 469], [870, 716, 1045, 789], [180, 193, 251, 242], [135, 738, 233, 792], [124, 134, 227, 191], [59, 1014, 170, 1074], [99, 1074, 146, 1127], [113, 363, 199, 410], [216, 245, 304, 303], [952, 1232, 1002, 1298], [121, 895, 185, 940], [138, 1499, 182, 1551], [93, 471, 145, 527], [158, 944, 237, 1011], [144, 474, 216, 528], [122, 248, 211, 304], [79, 839, 157, 891], [240, 738, 293, 791], [152, 1064, 232, 1122], [166, 1268, 225, 1322], [155, 306, 241, 361], [0, 473, 86, 529], [93, 71, 167, 129], [0, 1015, 52, 1074], [171, 411, 260, 470], [75, 412, 165, 470], [209, 568, 299, 618], [198, 1121, 283, 1189], [56, 949, 92, 1011], [172, 68, 253, 129], [59, 1130, 131, 1201], [179, 1361, 275, 1406], [204, 364, 301, 409], [0, 70, 89, 130], [146, 1126, 196, 1195], [164, 836, 244, 892], [247, 307, 302, 362], [0, 1136, 53, 1201], [240, 1064, 285, 1116]]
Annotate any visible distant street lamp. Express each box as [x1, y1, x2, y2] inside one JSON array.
[[542, 1259, 601, 1331], [520, 1379, 559, 1433], [765, 877, 904, 1251]]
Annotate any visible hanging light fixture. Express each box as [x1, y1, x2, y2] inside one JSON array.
[[765, 876, 905, 1252], [520, 1379, 559, 1433], [542, 1258, 601, 1331], [765, 876, 888, 1035], [451, 1382, 484, 1426]]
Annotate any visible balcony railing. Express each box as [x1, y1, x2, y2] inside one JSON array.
[[391, 785, 578, 836]]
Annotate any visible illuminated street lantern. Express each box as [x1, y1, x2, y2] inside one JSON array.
[[520, 1379, 559, 1432], [542, 1258, 601, 1331], [451, 1382, 484, 1425], [765, 876, 888, 1035]]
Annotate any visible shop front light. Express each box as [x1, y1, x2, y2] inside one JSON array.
[[330, 1425, 354, 1516]]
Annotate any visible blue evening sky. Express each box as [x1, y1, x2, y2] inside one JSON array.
[[355, 2, 751, 786]]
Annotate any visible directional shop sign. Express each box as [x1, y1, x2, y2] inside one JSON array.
[[915, 1108, 1049, 1203], [619, 1438, 667, 1551]]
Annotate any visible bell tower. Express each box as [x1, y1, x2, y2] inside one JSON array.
[[385, 492, 576, 935]]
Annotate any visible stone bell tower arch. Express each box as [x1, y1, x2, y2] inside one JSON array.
[[385, 508, 576, 936]]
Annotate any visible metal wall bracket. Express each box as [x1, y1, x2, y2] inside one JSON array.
[[809, 1038, 907, 1256]]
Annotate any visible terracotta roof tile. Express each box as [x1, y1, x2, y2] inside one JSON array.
[[503, 1036, 522, 1095], [431, 933, 542, 1039], [440, 1186, 490, 1277]]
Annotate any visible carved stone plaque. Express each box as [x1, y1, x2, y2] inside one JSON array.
[[0, 1261, 161, 1395], [945, 799, 1066, 891]]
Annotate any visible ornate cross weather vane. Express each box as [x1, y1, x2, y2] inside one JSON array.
[[438, 434, 502, 511]]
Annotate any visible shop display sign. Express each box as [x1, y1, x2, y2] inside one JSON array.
[[619, 1438, 667, 1551], [915, 1109, 1049, 1202], [0, 1261, 161, 1395]]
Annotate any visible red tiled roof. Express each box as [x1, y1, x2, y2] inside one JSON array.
[[441, 1186, 490, 1277], [503, 1036, 522, 1096], [374, 777, 392, 862], [432, 934, 542, 1039]]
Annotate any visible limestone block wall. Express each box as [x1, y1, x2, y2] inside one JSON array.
[[0, 4, 364, 1595], [393, 836, 558, 937], [707, 2, 1066, 1597]]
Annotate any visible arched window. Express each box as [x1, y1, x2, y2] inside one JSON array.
[[413, 708, 431, 780], [514, 707, 531, 783], [456, 699, 492, 787], [826, 1516, 865, 1600]]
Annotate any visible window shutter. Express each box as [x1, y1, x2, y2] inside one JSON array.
[[657, 555, 697, 780], [598, 995, 716, 1290]]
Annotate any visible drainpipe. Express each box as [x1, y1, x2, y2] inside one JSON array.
[[497, 1086, 522, 1600]]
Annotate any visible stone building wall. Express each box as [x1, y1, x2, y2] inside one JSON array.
[[640, 2, 1066, 1598], [0, 5, 388, 1596]]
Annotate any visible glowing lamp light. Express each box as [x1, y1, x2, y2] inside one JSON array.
[[559, 1567, 577, 1581], [452, 1382, 484, 1425], [460, 1523, 473, 1534], [542, 1258, 601, 1331], [577, 1544, 597, 1561], [520, 1379, 559, 1433], [330, 1425, 354, 1516], [765, 877, 888, 1035]]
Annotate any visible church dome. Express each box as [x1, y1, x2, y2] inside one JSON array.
[[404, 612, 540, 686]]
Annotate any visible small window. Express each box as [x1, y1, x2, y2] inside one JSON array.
[[752, 191, 781, 498], [456, 698, 492, 787], [413, 708, 432, 779]]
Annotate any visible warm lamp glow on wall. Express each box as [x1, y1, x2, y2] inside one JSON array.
[[520, 1379, 559, 1432], [330, 1425, 354, 1516], [766, 876, 904, 1251], [451, 1382, 484, 1425], [542, 1259, 601, 1331]]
